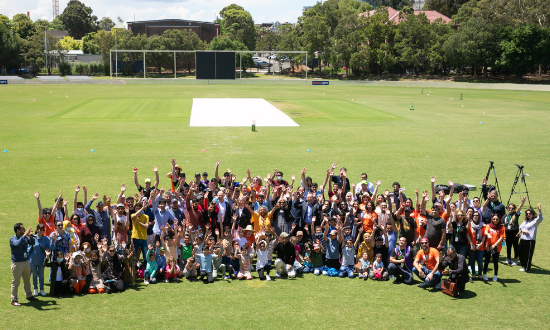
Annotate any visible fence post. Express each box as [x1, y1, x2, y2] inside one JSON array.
[[109, 50, 112, 79], [143, 51, 146, 79]]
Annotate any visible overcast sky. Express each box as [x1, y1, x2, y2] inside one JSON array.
[[0, 0, 310, 25]]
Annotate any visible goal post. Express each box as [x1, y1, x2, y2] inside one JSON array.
[[110, 49, 308, 84]]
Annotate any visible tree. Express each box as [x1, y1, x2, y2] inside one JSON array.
[[0, 23, 21, 71], [98, 17, 115, 31], [59, 35, 82, 50], [20, 32, 61, 74], [11, 13, 38, 39], [162, 29, 206, 73], [59, 0, 98, 39], [394, 10, 434, 74], [219, 5, 256, 50], [376, 0, 412, 10], [145, 34, 170, 74], [0, 14, 10, 27], [499, 24, 550, 78], [423, 0, 470, 18], [208, 36, 254, 72], [278, 24, 302, 73], [82, 32, 99, 54], [48, 18, 66, 31], [297, 11, 329, 74], [443, 18, 501, 77]]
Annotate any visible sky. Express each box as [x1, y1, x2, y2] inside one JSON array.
[[0, 0, 311, 25]]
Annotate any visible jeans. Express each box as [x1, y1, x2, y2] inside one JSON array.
[[455, 245, 468, 257], [387, 263, 413, 284], [338, 265, 355, 278], [133, 238, 148, 262], [144, 269, 156, 283], [468, 250, 484, 276], [257, 264, 271, 280], [30, 263, 45, 290], [199, 270, 213, 283], [413, 266, 442, 286]]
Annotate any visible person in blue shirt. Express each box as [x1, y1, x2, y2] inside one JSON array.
[[196, 245, 214, 283], [29, 224, 51, 296], [49, 221, 71, 255], [10, 223, 39, 306]]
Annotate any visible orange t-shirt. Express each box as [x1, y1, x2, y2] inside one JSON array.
[[484, 225, 506, 252], [468, 226, 486, 251], [362, 211, 377, 233], [415, 247, 439, 270], [416, 214, 427, 239], [38, 215, 55, 237]]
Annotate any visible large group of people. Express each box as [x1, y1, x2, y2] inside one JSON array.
[[10, 160, 544, 305]]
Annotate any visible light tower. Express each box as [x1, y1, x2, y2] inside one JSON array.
[[52, 0, 59, 20]]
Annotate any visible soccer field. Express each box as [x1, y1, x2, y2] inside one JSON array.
[[1, 83, 549, 329]]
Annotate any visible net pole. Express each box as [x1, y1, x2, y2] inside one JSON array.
[[143, 51, 146, 78], [305, 53, 308, 85], [174, 52, 176, 79], [109, 50, 112, 79]]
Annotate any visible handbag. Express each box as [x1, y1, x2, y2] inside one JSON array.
[[441, 279, 458, 297]]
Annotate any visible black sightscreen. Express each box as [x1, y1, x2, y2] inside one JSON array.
[[195, 51, 235, 80], [196, 51, 215, 79], [215, 52, 236, 79]]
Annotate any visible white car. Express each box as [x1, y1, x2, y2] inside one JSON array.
[[253, 57, 261, 61]]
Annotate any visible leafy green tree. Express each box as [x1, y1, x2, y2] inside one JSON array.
[[423, 0, 470, 18], [59, 36, 82, 50], [98, 17, 115, 31], [162, 29, 206, 73], [145, 34, 170, 74], [499, 24, 550, 78], [48, 18, 66, 31], [376, 0, 412, 10], [208, 36, 254, 72], [59, 0, 98, 38], [443, 18, 501, 76], [11, 13, 38, 39], [219, 5, 256, 50], [428, 18, 453, 73], [394, 10, 434, 74], [0, 14, 10, 27], [0, 23, 21, 71], [20, 32, 61, 74], [82, 32, 99, 54], [277, 24, 302, 73]]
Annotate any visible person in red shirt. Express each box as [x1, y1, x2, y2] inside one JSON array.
[[483, 214, 506, 282], [413, 238, 442, 288], [34, 192, 56, 236]]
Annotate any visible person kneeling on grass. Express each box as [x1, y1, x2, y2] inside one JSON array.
[[438, 247, 468, 299], [338, 238, 356, 278], [388, 237, 416, 285], [274, 232, 296, 278], [413, 238, 442, 289], [183, 257, 198, 281], [196, 245, 214, 283], [369, 253, 388, 280]]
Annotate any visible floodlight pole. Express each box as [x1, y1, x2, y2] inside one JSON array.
[[143, 51, 146, 78], [115, 28, 118, 78], [305, 53, 308, 85], [109, 50, 112, 79], [44, 27, 48, 76]]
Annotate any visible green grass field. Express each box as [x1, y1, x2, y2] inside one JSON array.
[[1, 83, 549, 329]]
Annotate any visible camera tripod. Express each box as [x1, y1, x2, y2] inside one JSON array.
[[507, 164, 531, 208], [481, 161, 501, 202]]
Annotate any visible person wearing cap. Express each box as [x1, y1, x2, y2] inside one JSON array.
[[85, 193, 112, 244], [201, 171, 209, 186], [388, 237, 417, 284], [394, 206, 418, 247], [169, 198, 184, 226], [438, 247, 468, 298], [274, 232, 296, 278], [355, 173, 374, 195], [134, 166, 159, 199], [194, 172, 207, 192], [323, 221, 343, 272], [413, 238, 442, 288]]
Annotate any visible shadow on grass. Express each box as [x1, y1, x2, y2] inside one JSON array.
[[459, 290, 477, 299], [25, 298, 59, 310], [527, 266, 550, 275]]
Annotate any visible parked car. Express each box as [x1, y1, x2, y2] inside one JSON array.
[[253, 57, 261, 61], [254, 60, 273, 68]]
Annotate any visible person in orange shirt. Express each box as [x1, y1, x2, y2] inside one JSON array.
[[467, 211, 486, 280], [34, 191, 56, 236], [483, 214, 506, 282], [361, 201, 377, 234], [413, 238, 442, 288]]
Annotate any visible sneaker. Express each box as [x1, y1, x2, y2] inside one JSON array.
[[266, 275, 271, 281], [40, 290, 47, 296], [504, 259, 510, 265], [418, 281, 429, 287], [482, 274, 488, 281], [435, 282, 442, 290], [222, 275, 227, 280], [144, 280, 150, 285], [469, 277, 473, 282], [165, 279, 170, 283], [493, 275, 498, 282], [519, 268, 525, 272], [276, 272, 281, 279], [512, 260, 519, 266], [34, 289, 38, 296]]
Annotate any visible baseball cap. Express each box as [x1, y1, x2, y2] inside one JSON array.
[[159, 247, 165, 252], [195, 173, 200, 177], [96, 201, 104, 206], [280, 232, 289, 238], [202, 172, 208, 176], [329, 230, 337, 236], [117, 203, 124, 208], [360, 180, 368, 185], [420, 238, 429, 243], [145, 178, 151, 183], [404, 207, 413, 212]]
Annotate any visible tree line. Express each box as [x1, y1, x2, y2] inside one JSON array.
[[1, 0, 549, 79]]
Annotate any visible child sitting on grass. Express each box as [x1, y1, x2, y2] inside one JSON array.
[[310, 243, 325, 275], [357, 252, 371, 280], [237, 245, 253, 280], [183, 257, 198, 281], [370, 253, 388, 281], [164, 256, 180, 283]]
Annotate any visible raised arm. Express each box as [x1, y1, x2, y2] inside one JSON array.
[[73, 186, 80, 212], [431, 176, 437, 203], [51, 191, 62, 216], [153, 166, 159, 190], [171, 159, 178, 184], [214, 160, 221, 183], [516, 196, 527, 214], [323, 221, 329, 241], [117, 184, 126, 204], [447, 181, 455, 204], [371, 180, 381, 201], [354, 227, 363, 248], [34, 191, 43, 219], [420, 191, 428, 216], [321, 168, 331, 193], [134, 167, 140, 190], [300, 168, 308, 191]]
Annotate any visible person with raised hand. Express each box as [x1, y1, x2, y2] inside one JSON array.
[[35, 191, 55, 236], [44, 250, 70, 298], [420, 191, 446, 251], [502, 196, 526, 266], [72, 185, 87, 224], [85, 192, 112, 244], [323, 220, 343, 273], [518, 203, 543, 272]]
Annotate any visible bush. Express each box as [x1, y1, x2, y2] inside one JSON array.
[[102, 61, 110, 76], [59, 62, 72, 76]]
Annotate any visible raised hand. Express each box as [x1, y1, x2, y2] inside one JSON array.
[[538, 203, 541, 212], [83, 186, 87, 193], [153, 166, 158, 172], [92, 193, 99, 200], [331, 162, 337, 170], [431, 176, 436, 183], [133, 167, 138, 173], [384, 189, 389, 197], [448, 181, 454, 187], [215, 228, 219, 236], [482, 178, 487, 185], [171, 158, 177, 166], [63, 199, 68, 206], [75, 185, 80, 193], [415, 187, 419, 194], [34, 191, 39, 199], [291, 174, 295, 181], [215, 160, 220, 167], [121, 184, 126, 192], [94, 233, 99, 242], [301, 167, 306, 175]]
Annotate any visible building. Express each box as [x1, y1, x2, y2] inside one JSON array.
[[361, 7, 451, 23], [127, 19, 220, 43]]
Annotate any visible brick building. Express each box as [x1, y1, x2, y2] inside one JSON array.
[[127, 19, 220, 43]]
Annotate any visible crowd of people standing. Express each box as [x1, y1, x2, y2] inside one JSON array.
[[10, 160, 543, 305]]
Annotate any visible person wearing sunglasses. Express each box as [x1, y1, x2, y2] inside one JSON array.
[[518, 203, 543, 272], [413, 238, 442, 289], [502, 196, 527, 266], [49, 221, 71, 256], [34, 191, 56, 236]]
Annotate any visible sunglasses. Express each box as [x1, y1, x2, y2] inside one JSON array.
[[421, 242, 429, 245], [108, 250, 115, 253], [56, 224, 63, 227]]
